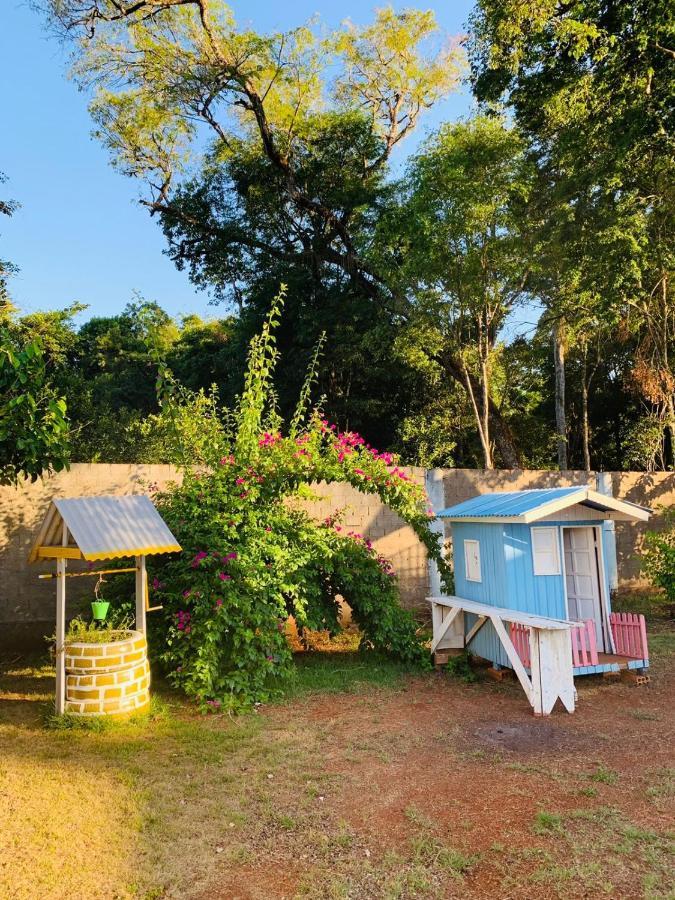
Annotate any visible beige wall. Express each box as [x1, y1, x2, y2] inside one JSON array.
[[2, 464, 672, 647], [0, 465, 181, 645]]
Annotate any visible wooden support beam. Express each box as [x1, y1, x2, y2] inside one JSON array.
[[55, 522, 69, 716], [490, 614, 534, 707], [430, 604, 463, 653], [465, 615, 487, 646], [135, 555, 147, 635], [37, 546, 83, 560], [38, 567, 138, 580]]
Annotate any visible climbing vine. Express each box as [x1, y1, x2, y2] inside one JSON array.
[[147, 288, 448, 711]]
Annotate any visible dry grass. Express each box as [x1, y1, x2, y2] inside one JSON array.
[[0, 627, 673, 899]]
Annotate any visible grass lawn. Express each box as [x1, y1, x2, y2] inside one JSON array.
[[0, 623, 673, 899]]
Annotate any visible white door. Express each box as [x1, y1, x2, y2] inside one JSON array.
[[563, 527, 605, 650]]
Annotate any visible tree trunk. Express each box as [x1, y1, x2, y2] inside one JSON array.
[[581, 350, 591, 473], [462, 362, 493, 469], [440, 351, 521, 468], [553, 319, 568, 470]]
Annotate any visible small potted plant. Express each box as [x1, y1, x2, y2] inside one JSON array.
[[91, 574, 110, 624]]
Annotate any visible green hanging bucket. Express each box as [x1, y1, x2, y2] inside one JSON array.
[[91, 601, 110, 622]]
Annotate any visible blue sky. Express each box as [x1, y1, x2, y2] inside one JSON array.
[[1, 1, 475, 324]]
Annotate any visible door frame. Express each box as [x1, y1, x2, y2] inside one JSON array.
[[561, 524, 611, 652]]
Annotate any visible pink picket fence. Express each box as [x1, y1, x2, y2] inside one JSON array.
[[510, 619, 599, 668], [510, 623, 531, 668], [610, 612, 649, 660], [570, 620, 599, 667]]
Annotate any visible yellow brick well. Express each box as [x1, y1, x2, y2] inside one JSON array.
[[64, 630, 150, 718]]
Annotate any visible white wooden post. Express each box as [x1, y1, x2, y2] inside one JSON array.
[[425, 469, 446, 597], [426, 470, 464, 650], [135, 555, 147, 635], [596, 472, 618, 591], [55, 521, 68, 715], [529, 627, 576, 716]]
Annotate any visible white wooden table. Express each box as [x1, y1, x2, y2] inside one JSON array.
[[428, 595, 578, 716]]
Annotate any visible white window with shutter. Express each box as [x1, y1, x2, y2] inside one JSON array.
[[464, 539, 482, 583], [531, 527, 561, 576]]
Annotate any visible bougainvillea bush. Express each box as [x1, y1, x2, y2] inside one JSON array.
[[146, 290, 447, 711]]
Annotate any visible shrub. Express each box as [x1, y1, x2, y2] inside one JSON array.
[[642, 508, 675, 613], [141, 287, 449, 712]]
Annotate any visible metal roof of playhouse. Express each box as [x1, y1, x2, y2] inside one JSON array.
[[436, 487, 651, 524], [28, 495, 181, 563]]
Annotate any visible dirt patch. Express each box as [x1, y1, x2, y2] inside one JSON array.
[[468, 719, 596, 754], [1, 636, 673, 900]]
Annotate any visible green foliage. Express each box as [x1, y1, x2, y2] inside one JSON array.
[[643, 508, 675, 606], [0, 327, 69, 484], [141, 291, 444, 711], [63, 617, 133, 644], [444, 652, 477, 684]]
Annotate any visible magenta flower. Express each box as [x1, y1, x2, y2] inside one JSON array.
[[218, 572, 232, 581]]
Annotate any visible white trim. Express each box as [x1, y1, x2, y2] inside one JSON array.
[[561, 525, 608, 652], [427, 595, 573, 630], [531, 526, 561, 576], [463, 539, 482, 582], [593, 524, 616, 653]]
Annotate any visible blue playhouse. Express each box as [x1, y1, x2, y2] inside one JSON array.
[[428, 486, 652, 713]]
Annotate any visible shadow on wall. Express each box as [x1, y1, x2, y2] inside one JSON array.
[[295, 472, 430, 612]]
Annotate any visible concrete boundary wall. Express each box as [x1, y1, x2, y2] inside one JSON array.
[[2, 464, 673, 647]]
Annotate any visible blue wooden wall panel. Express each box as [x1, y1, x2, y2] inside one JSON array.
[[504, 524, 567, 619], [452, 517, 612, 670], [454, 522, 509, 667]]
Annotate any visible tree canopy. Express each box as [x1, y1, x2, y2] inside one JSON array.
[[2, 2, 669, 474]]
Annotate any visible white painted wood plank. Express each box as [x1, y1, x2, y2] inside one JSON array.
[[135, 555, 147, 636], [490, 614, 533, 706], [55, 558, 66, 716], [465, 615, 487, 645], [427, 595, 571, 630], [529, 628, 543, 715], [430, 604, 463, 653], [55, 521, 69, 716]]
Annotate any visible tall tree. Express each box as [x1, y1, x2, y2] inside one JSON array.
[[378, 117, 532, 468], [44, 2, 460, 303], [43, 2, 462, 448], [470, 0, 675, 469]]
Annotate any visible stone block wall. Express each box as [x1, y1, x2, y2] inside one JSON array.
[[1, 463, 672, 648]]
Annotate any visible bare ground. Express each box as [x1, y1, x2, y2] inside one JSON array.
[[0, 635, 673, 900]]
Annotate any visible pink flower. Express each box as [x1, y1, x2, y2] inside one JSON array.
[[218, 572, 232, 581], [226, 551, 238, 560], [215, 598, 223, 608], [235, 477, 246, 485]]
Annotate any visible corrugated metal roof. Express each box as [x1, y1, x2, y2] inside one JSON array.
[[437, 488, 584, 519], [47, 495, 181, 561], [436, 487, 651, 523]]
